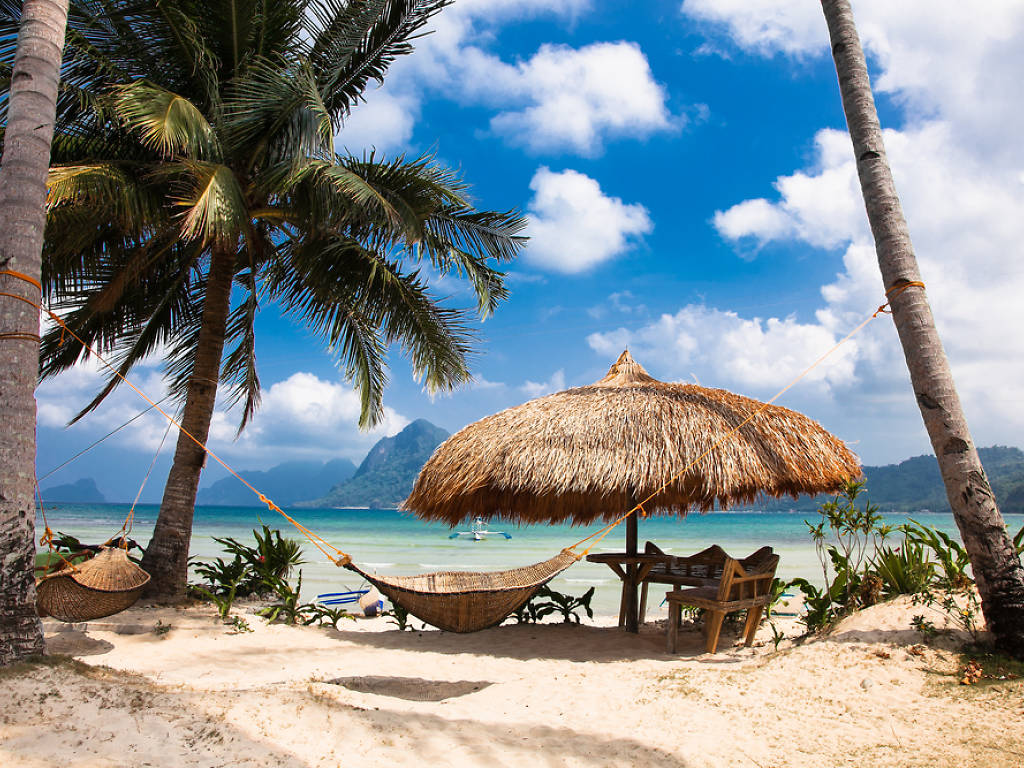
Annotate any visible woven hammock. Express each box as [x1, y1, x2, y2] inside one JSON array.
[[36, 547, 150, 622], [346, 549, 578, 633]]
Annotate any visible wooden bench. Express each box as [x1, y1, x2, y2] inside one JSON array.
[[638, 543, 774, 625], [665, 553, 780, 654]]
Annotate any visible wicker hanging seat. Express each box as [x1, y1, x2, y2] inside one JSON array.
[[36, 547, 151, 622], [345, 549, 578, 633]]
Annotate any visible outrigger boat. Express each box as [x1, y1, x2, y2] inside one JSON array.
[[449, 516, 512, 541]]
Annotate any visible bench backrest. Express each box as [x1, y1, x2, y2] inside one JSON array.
[[716, 554, 780, 603], [645, 542, 728, 579]]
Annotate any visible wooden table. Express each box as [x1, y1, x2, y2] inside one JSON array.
[[585, 552, 666, 632]]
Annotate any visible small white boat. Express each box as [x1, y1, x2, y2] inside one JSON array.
[[449, 516, 512, 541]]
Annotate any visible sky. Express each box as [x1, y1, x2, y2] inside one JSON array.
[[34, 0, 1024, 503]]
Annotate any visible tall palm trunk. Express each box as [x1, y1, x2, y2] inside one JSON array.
[[0, 0, 69, 666], [821, 0, 1024, 655], [140, 245, 235, 600]]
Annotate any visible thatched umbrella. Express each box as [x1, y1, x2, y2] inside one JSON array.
[[405, 350, 861, 631], [406, 350, 861, 527]]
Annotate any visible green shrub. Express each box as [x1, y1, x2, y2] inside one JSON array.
[[869, 542, 935, 597]]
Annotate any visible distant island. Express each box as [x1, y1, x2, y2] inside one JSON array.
[[196, 458, 357, 507], [41, 477, 107, 504], [49, 432, 1024, 516], [300, 419, 450, 509]]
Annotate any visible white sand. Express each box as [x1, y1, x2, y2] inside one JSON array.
[[2, 599, 1021, 768]]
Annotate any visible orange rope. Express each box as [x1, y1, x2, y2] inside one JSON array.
[[568, 280, 926, 557]]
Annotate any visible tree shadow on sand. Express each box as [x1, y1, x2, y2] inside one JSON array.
[[7, 657, 697, 768]]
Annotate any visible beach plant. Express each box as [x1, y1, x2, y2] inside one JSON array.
[[225, 616, 253, 634], [214, 526, 305, 596], [870, 542, 935, 598], [531, 585, 596, 624], [257, 571, 307, 625], [902, 520, 973, 590], [793, 481, 889, 630], [510, 585, 595, 625], [302, 604, 356, 629], [26, 0, 528, 603], [190, 575, 244, 621], [385, 599, 413, 631]]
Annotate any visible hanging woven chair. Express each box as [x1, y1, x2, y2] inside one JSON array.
[[345, 549, 578, 633], [36, 547, 151, 622]]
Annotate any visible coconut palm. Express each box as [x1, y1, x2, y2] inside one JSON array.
[[0, 0, 70, 665], [25, 0, 526, 600], [820, 0, 1024, 655]]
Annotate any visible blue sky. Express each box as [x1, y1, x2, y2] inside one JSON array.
[[36, 0, 1024, 503]]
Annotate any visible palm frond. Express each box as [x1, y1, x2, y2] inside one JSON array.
[[113, 81, 220, 159]]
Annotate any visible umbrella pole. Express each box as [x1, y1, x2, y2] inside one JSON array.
[[624, 501, 640, 632]]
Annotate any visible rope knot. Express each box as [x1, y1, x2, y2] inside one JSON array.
[[333, 554, 352, 567]]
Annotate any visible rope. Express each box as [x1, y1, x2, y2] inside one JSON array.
[[568, 279, 926, 557], [38, 396, 172, 483], [105, 416, 175, 547]]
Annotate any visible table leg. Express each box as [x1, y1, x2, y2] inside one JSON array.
[[624, 563, 639, 633]]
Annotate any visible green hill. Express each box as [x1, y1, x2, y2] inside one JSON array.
[[306, 419, 450, 508], [742, 445, 1024, 513]]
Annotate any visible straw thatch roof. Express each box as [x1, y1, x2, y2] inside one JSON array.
[[404, 351, 861, 526]]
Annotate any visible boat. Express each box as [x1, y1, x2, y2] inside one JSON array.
[[448, 517, 512, 541]]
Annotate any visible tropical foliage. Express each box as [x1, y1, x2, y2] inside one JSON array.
[[1, 0, 527, 599], [791, 481, 991, 638]]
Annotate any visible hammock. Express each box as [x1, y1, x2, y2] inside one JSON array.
[[36, 547, 150, 622], [345, 549, 578, 633]]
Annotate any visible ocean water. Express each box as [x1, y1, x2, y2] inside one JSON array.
[[36, 503, 1024, 618]]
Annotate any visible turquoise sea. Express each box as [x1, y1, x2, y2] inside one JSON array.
[[36, 503, 1024, 617]]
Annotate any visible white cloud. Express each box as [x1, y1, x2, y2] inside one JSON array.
[[520, 368, 566, 398], [587, 305, 858, 393], [482, 42, 674, 155], [682, 0, 825, 56], [223, 372, 409, 463], [352, 3, 674, 157], [335, 87, 419, 154], [524, 167, 653, 273]]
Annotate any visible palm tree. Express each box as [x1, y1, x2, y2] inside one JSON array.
[[820, 0, 1024, 655], [31, 0, 526, 601], [0, 0, 69, 666]]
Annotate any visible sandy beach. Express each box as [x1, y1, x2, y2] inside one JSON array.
[[3, 599, 1020, 768]]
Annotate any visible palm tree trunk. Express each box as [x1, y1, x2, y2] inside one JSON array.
[[141, 245, 235, 601], [0, 0, 69, 666], [821, 0, 1024, 655]]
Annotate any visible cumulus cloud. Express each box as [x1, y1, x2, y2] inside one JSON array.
[[588, 305, 858, 393], [482, 42, 674, 155], [221, 372, 409, 463], [348, 2, 674, 156], [524, 167, 653, 273]]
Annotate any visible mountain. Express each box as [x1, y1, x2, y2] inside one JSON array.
[[197, 458, 356, 507], [739, 446, 1024, 514], [306, 419, 450, 508], [42, 477, 107, 503]]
